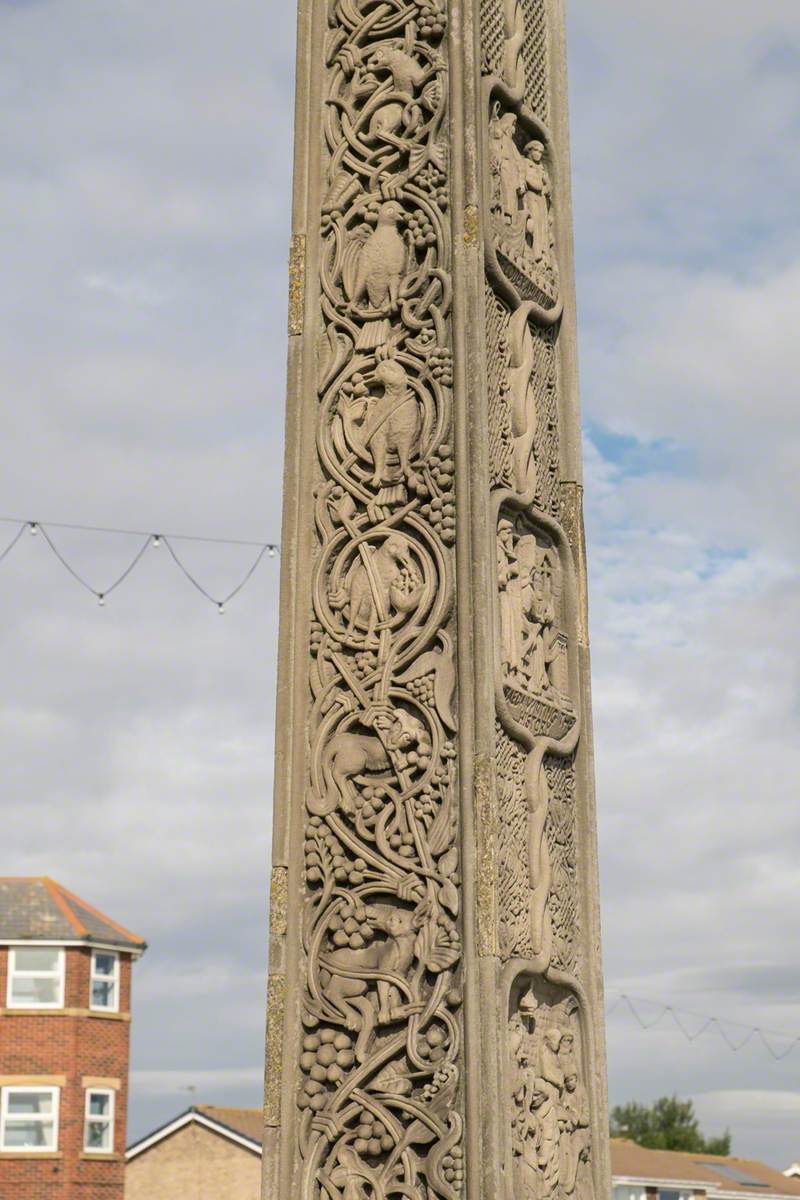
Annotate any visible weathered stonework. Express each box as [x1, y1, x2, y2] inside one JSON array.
[[264, 2, 609, 1197]]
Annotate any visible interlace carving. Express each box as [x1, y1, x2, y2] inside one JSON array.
[[480, 0, 548, 123], [301, 3, 463, 1198], [544, 755, 578, 976]]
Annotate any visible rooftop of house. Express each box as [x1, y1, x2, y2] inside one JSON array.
[[0, 877, 146, 951], [612, 1139, 800, 1198], [126, 1112, 799, 1185], [127, 1106, 262, 1159]]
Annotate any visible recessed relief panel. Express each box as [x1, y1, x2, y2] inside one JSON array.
[[507, 978, 594, 1200], [497, 510, 573, 738], [487, 103, 559, 311]]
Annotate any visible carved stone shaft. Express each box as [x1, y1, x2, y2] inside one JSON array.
[[264, 2, 609, 1199]]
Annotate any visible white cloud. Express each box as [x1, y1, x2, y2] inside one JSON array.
[[0, 0, 798, 1163]]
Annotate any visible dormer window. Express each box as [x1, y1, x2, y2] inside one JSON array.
[[90, 951, 119, 1012], [7, 947, 65, 1009]]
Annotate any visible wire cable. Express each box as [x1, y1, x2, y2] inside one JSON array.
[[1, 519, 280, 611], [606, 992, 800, 1061], [161, 536, 271, 612], [0, 522, 27, 564], [0, 515, 273, 549]]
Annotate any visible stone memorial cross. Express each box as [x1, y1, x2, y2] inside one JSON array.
[[263, 2, 610, 1198]]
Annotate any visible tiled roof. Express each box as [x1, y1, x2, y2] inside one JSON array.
[[612, 1140, 800, 1196], [0, 877, 145, 950], [194, 1106, 263, 1147], [126, 1105, 263, 1159]]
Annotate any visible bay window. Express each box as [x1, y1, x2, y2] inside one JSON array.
[[84, 1089, 114, 1153], [7, 947, 65, 1008], [0, 1087, 59, 1151], [90, 950, 119, 1012]]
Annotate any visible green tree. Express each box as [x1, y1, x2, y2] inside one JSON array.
[[610, 1095, 731, 1155]]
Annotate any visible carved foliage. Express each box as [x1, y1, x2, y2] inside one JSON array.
[[301, 3, 463, 1198]]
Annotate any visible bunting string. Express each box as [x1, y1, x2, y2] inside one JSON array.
[[606, 992, 800, 1061], [0, 518, 279, 612]]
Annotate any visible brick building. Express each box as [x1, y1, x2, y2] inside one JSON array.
[[0, 877, 145, 1200], [125, 1106, 262, 1200]]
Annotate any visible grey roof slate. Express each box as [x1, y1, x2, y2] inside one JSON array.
[[0, 878, 145, 950]]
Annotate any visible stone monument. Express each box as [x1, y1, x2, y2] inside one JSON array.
[[264, 2, 609, 1198]]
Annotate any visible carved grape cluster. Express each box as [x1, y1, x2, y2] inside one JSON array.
[[406, 672, 435, 705], [430, 443, 454, 483], [418, 163, 449, 209], [429, 347, 453, 386], [412, 781, 438, 821], [420, 1066, 452, 1103], [357, 784, 388, 825], [354, 649, 378, 680], [298, 1028, 355, 1112], [304, 817, 365, 887], [329, 902, 374, 949], [388, 828, 418, 858], [340, 371, 370, 403], [416, 1, 446, 41], [408, 208, 436, 250], [416, 1021, 449, 1063], [441, 1143, 465, 1192], [351, 1107, 395, 1157], [421, 494, 456, 546]]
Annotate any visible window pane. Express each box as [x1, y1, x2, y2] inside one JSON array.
[[8, 1092, 53, 1116], [11, 976, 59, 1005], [93, 953, 116, 978], [91, 980, 115, 1008], [86, 1120, 111, 1150], [4, 1120, 53, 1149], [14, 948, 60, 972], [88, 1094, 110, 1117]]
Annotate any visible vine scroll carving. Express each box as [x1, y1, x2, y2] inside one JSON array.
[[265, 1, 608, 1198]]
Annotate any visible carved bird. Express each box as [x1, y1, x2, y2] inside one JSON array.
[[342, 200, 408, 313]]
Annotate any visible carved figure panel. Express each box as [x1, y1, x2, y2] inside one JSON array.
[[496, 511, 571, 720], [300, 3, 463, 1199], [487, 103, 559, 310], [507, 978, 593, 1200]]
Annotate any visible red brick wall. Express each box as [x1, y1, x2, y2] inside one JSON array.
[[0, 946, 135, 1200]]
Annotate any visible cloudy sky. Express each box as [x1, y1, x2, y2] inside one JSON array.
[[2, 0, 799, 1168]]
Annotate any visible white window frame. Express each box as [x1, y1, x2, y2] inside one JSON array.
[[0, 1085, 60, 1152], [83, 1088, 115, 1154], [89, 950, 119, 1013], [6, 947, 65, 1009]]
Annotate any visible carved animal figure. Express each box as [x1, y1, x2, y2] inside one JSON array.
[[364, 44, 428, 142], [342, 201, 407, 313], [312, 708, 426, 816], [339, 533, 422, 640], [321, 901, 427, 1060], [367, 44, 427, 95], [362, 358, 421, 486]]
